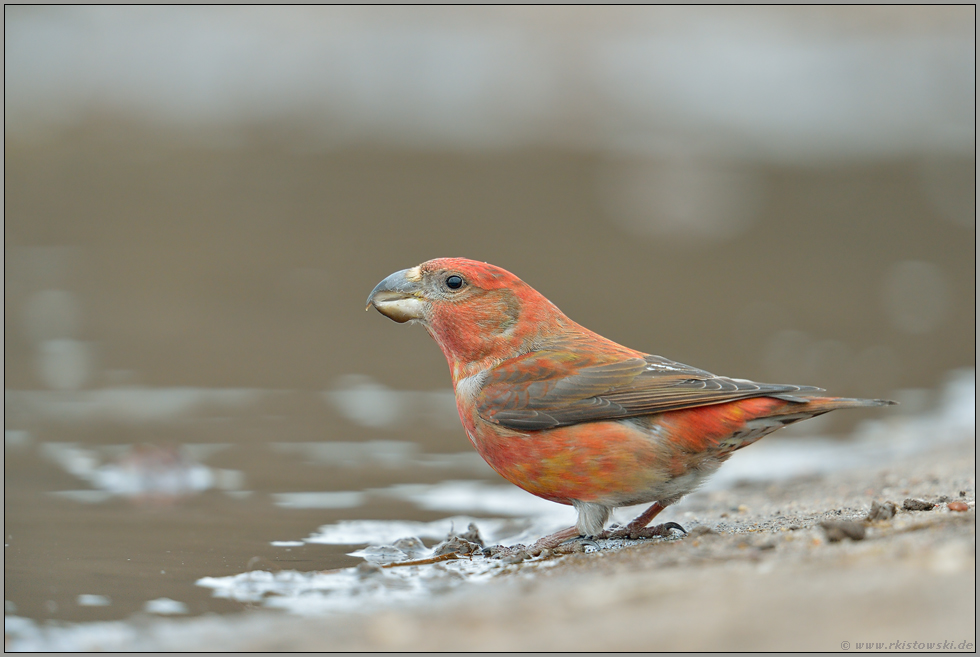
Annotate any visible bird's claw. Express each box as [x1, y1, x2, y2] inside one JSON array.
[[598, 521, 687, 540], [657, 521, 687, 536]]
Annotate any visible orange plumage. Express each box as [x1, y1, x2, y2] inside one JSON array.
[[367, 258, 894, 546]]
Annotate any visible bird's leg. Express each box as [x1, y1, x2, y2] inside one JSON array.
[[528, 526, 581, 554], [626, 501, 668, 530], [599, 502, 686, 540]]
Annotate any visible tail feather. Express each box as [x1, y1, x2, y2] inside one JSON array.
[[791, 396, 898, 414], [719, 395, 896, 451]]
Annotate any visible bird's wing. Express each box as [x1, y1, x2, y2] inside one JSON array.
[[476, 351, 821, 430]]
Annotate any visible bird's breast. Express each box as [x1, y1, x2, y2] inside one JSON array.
[[464, 416, 675, 506]]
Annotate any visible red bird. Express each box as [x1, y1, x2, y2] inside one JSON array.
[[367, 258, 894, 550]]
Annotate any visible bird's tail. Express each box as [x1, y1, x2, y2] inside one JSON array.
[[792, 396, 898, 414], [677, 390, 896, 452], [717, 395, 896, 452]]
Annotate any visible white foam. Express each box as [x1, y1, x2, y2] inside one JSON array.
[[40, 443, 240, 500], [196, 545, 563, 618], [304, 516, 534, 546], [271, 492, 366, 510], [143, 598, 189, 615], [370, 480, 570, 518]]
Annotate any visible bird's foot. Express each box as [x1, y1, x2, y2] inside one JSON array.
[[550, 536, 602, 555], [597, 521, 687, 540], [482, 525, 599, 560]]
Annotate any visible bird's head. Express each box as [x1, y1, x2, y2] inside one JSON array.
[[367, 257, 567, 367]]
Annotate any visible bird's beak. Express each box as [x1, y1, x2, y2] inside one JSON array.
[[366, 267, 426, 323]]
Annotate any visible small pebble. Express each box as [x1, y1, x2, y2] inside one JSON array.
[[484, 545, 525, 559], [820, 521, 866, 542], [432, 535, 482, 557], [458, 523, 485, 548], [866, 500, 897, 521], [498, 550, 530, 564], [947, 501, 969, 512], [903, 498, 935, 511]]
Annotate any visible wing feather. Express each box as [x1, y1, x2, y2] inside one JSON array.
[[477, 351, 822, 430]]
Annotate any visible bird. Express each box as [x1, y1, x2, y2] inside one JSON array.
[[366, 257, 895, 551]]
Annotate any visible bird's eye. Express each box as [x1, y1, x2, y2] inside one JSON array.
[[446, 275, 464, 290]]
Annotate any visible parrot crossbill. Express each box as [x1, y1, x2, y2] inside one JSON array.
[[367, 258, 894, 550]]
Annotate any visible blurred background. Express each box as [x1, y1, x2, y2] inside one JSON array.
[[4, 5, 975, 630]]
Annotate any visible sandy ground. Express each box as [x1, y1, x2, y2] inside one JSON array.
[[7, 435, 974, 652]]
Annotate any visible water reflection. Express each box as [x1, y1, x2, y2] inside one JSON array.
[[42, 442, 244, 505], [373, 480, 566, 518], [6, 387, 265, 423], [75, 595, 111, 608], [271, 439, 417, 468], [143, 598, 189, 615], [270, 478, 565, 517], [303, 517, 532, 546], [271, 491, 366, 510], [325, 375, 459, 430], [270, 440, 491, 472]]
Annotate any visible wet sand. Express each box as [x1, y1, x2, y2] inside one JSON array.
[[7, 433, 974, 652]]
